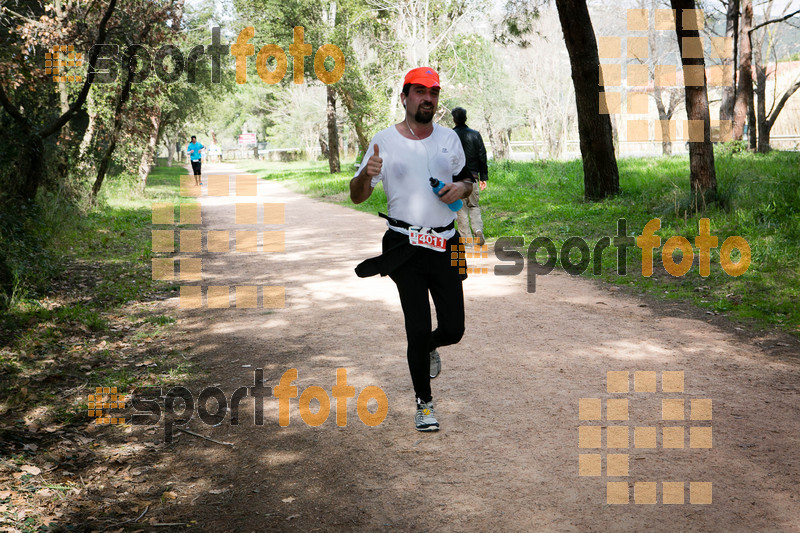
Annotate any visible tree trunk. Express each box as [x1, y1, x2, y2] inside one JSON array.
[[93, 137, 117, 198], [754, 52, 769, 153], [138, 108, 162, 191], [485, 120, 507, 160], [653, 88, 673, 155], [720, 0, 739, 121], [389, 83, 400, 124], [610, 114, 620, 158], [555, 0, 619, 200], [733, 0, 753, 141], [527, 112, 540, 159], [352, 119, 368, 155], [92, 53, 137, 199], [165, 135, 174, 167], [18, 134, 45, 201], [79, 92, 97, 161], [337, 88, 369, 154], [747, 74, 757, 150], [326, 85, 341, 173], [671, 0, 717, 201]]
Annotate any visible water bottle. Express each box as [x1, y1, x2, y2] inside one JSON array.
[[429, 178, 463, 212]]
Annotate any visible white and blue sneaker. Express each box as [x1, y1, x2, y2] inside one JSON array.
[[415, 399, 440, 432], [429, 348, 441, 379]]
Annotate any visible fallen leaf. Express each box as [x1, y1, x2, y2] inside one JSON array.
[[162, 491, 178, 500], [282, 496, 296, 503], [20, 465, 41, 475], [286, 514, 300, 520], [0, 490, 11, 499]]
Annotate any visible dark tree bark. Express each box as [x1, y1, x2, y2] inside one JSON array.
[[671, 0, 717, 198], [720, 0, 739, 122], [754, 48, 768, 153], [554, 0, 619, 200], [326, 85, 340, 173], [732, 0, 753, 142]]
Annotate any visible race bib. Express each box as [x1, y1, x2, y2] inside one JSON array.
[[408, 226, 447, 252]]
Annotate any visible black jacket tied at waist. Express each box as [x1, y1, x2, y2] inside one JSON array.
[[355, 214, 464, 279]]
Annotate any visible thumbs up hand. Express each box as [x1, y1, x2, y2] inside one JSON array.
[[365, 144, 382, 178]]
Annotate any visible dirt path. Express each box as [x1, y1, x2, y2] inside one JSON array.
[[148, 162, 800, 532]]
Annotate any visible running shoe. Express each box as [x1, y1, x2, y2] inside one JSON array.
[[415, 399, 439, 431], [429, 348, 441, 379], [475, 230, 485, 246]]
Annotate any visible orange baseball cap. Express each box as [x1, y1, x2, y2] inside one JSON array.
[[403, 67, 440, 88]]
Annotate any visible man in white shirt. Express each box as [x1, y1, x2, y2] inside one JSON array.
[[350, 67, 474, 431]]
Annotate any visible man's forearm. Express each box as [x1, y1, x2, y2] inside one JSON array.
[[349, 170, 372, 204]]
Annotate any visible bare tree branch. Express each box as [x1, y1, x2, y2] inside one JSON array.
[[766, 74, 800, 127], [749, 7, 800, 33], [1, 6, 39, 24]]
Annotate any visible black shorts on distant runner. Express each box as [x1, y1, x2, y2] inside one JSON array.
[[191, 160, 202, 175]]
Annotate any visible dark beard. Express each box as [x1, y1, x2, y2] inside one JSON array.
[[414, 106, 434, 123]]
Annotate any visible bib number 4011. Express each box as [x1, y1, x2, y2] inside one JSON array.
[[409, 229, 446, 252]]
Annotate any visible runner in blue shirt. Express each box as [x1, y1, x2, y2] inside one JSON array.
[[187, 136, 204, 186]]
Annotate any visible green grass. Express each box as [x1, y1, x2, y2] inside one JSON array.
[[239, 151, 800, 335], [0, 160, 191, 427]]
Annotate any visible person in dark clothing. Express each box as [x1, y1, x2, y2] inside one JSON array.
[[451, 107, 488, 246]]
